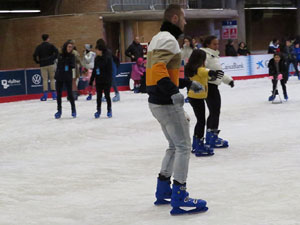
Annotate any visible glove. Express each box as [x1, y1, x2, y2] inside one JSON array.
[[216, 70, 224, 79], [190, 81, 203, 93], [171, 93, 184, 107], [268, 76, 274, 80], [278, 74, 283, 80], [229, 80, 234, 88]]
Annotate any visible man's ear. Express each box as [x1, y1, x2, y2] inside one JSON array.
[[171, 14, 179, 24]]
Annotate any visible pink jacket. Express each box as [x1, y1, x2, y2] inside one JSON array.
[[131, 63, 145, 81]]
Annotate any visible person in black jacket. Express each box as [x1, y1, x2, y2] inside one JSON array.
[[89, 39, 113, 118], [54, 40, 76, 119], [268, 52, 288, 101], [225, 39, 237, 56], [125, 37, 143, 62], [33, 34, 58, 101], [237, 42, 250, 56]]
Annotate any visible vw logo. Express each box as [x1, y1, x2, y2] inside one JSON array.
[[32, 74, 41, 85]]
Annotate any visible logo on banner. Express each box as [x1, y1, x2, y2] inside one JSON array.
[[32, 74, 42, 85], [256, 60, 264, 69], [1, 79, 21, 89], [221, 62, 244, 71], [1, 80, 9, 89]]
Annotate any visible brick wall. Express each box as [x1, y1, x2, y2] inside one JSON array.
[[58, 0, 108, 14], [0, 13, 104, 70]]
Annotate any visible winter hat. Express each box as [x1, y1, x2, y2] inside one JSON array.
[[85, 44, 92, 51], [137, 57, 143, 65]]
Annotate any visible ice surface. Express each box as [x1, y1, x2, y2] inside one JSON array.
[[1, 77, 300, 225]]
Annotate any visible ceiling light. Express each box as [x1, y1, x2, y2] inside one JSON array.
[[0, 10, 41, 13]]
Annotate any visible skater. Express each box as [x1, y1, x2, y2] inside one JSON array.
[[125, 36, 143, 62], [201, 36, 234, 148], [225, 39, 237, 56], [131, 57, 145, 93], [33, 34, 58, 101], [89, 39, 113, 119], [111, 50, 121, 102], [268, 52, 288, 101], [147, 4, 208, 215], [54, 40, 76, 119], [82, 44, 96, 101], [185, 49, 223, 157]]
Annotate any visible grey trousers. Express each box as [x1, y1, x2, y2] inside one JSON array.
[[149, 103, 191, 184]]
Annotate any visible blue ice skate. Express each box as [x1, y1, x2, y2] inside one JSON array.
[[191, 136, 199, 154], [184, 97, 189, 103], [54, 110, 62, 119], [195, 138, 214, 157], [51, 91, 57, 100], [94, 109, 101, 119], [40, 91, 48, 101], [112, 93, 120, 102], [284, 93, 288, 101], [154, 178, 172, 205], [170, 183, 208, 215], [86, 94, 92, 101], [268, 95, 275, 101], [107, 109, 112, 118], [72, 109, 76, 118], [206, 130, 228, 149]]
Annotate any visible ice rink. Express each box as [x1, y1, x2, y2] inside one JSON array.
[[1, 77, 300, 225]]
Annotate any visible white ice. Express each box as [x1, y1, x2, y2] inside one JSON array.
[[1, 77, 300, 225]]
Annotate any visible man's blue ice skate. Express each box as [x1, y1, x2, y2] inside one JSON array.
[[94, 110, 101, 119], [107, 109, 112, 118], [194, 138, 214, 157], [54, 110, 62, 119], [170, 183, 208, 215], [86, 94, 92, 101], [191, 136, 199, 154], [154, 178, 172, 205], [51, 91, 57, 100], [72, 109, 76, 118], [40, 91, 48, 101]]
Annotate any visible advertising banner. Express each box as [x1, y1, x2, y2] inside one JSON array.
[[116, 63, 134, 87], [220, 56, 249, 77], [250, 54, 273, 75], [25, 69, 44, 94], [0, 70, 26, 97]]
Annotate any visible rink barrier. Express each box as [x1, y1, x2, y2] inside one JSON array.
[[1, 54, 298, 103]]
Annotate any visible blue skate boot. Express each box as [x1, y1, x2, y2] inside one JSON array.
[[191, 136, 199, 154], [170, 182, 208, 215], [184, 97, 189, 103], [206, 129, 228, 149], [107, 109, 112, 118], [54, 110, 62, 119], [112, 93, 120, 102], [154, 175, 172, 205], [40, 91, 48, 101], [86, 94, 92, 101], [51, 91, 57, 100], [195, 138, 214, 157], [284, 92, 288, 101], [94, 109, 101, 119], [71, 108, 76, 118]]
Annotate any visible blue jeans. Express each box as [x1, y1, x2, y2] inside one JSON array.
[[149, 103, 191, 184]]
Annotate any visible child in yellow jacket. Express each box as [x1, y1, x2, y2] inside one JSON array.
[[185, 49, 224, 157]]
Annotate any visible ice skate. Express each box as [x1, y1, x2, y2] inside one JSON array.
[[107, 109, 112, 118], [194, 138, 214, 157], [170, 183, 208, 215], [54, 110, 62, 119], [86, 94, 92, 101], [154, 177, 172, 205], [206, 130, 228, 148], [51, 91, 57, 100], [71, 108, 76, 118], [94, 109, 101, 119], [40, 91, 48, 101], [112, 93, 120, 102]]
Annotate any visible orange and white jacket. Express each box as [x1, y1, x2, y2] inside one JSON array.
[[146, 29, 182, 105]]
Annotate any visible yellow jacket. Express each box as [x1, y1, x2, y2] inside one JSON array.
[[188, 67, 209, 99]]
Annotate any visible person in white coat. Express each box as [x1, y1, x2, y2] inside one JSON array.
[[201, 36, 234, 149], [82, 44, 96, 100]]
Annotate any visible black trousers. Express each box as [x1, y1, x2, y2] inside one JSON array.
[[272, 79, 287, 95], [205, 83, 221, 130], [96, 83, 111, 111], [56, 80, 75, 111], [189, 98, 206, 138]]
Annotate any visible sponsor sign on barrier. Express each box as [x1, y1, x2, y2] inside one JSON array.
[[0, 70, 26, 97], [115, 62, 133, 86], [250, 54, 273, 76], [25, 69, 44, 94], [220, 56, 249, 77]]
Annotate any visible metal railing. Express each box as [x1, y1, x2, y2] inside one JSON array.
[[109, 0, 236, 12]]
